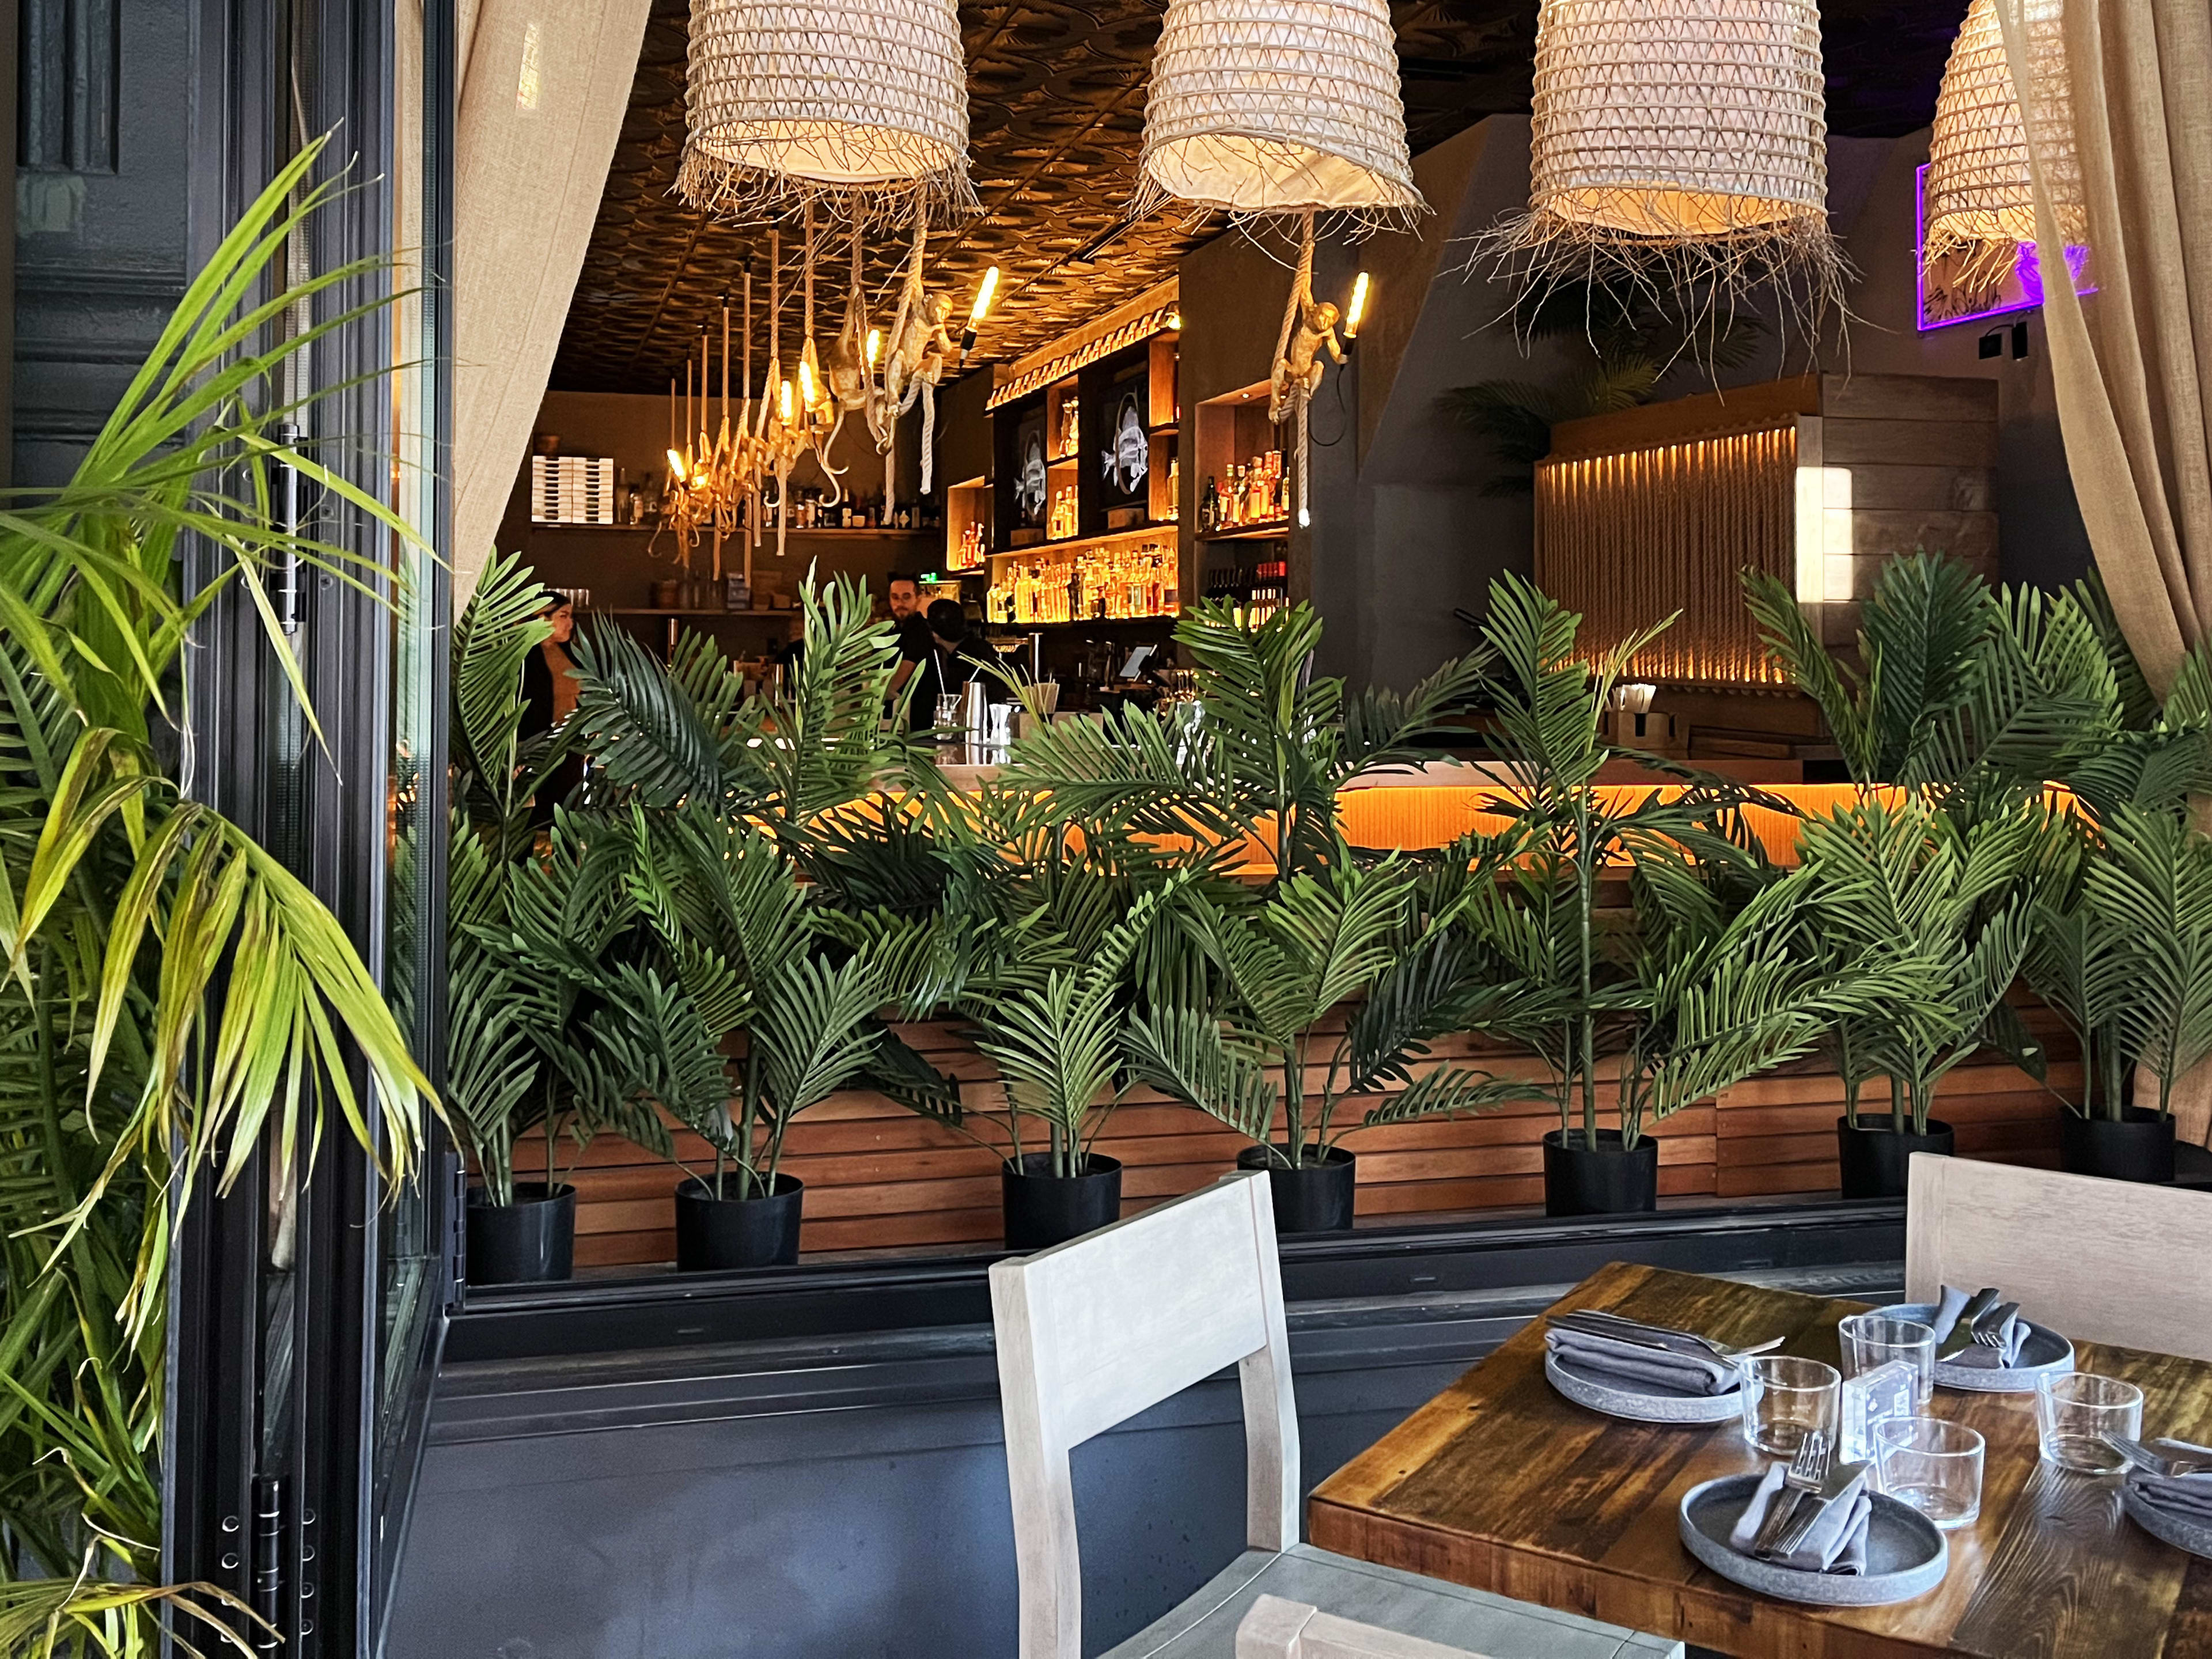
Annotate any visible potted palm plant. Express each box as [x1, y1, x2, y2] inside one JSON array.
[[2028, 802, 2212, 1183], [1744, 552, 2211, 1192], [1796, 794, 2041, 1196], [1122, 853, 1548, 1231], [1457, 575, 1796, 1214], [447, 553, 587, 1281]]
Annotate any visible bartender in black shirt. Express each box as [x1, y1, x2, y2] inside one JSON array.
[[912, 599, 1005, 729], [884, 573, 933, 720]]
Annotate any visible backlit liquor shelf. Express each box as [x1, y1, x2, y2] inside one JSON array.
[[986, 528, 1180, 625]]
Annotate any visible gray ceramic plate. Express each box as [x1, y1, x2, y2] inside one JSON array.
[[2123, 1484, 2212, 1560], [1678, 1474, 1949, 1606], [1544, 1349, 1743, 1426], [1877, 1301, 2075, 1393]]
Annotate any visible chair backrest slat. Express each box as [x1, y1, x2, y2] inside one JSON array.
[[1904, 1152, 2212, 1361], [993, 1172, 1300, 1659]]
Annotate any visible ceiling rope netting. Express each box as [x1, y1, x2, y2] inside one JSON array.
[[1924, 0, 2084, 286], [678, 0, 977, 221], [1137, 0, 1427, 228], [1478, 0, 1847, 334]]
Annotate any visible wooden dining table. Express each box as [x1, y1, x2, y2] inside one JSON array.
[[1308, 1262, 2212, 1658]]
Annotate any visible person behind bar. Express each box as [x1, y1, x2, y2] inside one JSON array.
[[883, 572, 933, 722], [520, 590, 585, 823], [912, 598, 1004, 731]]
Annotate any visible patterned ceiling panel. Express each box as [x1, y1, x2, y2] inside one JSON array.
[[552, 0, 1966, 396]]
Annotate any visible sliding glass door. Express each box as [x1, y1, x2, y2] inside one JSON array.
[[164, 2, 454, 1653]]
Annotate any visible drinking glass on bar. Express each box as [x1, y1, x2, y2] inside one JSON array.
[[1840, 1312, 1938, 1407], [1874, 1417, 1984, 1528], [2036, 1373, 2142, 1472], [1740, 1355, 1840, 1457]]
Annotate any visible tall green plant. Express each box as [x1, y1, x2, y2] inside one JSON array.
[[0, 141, 431, 1649], [2027, 805, 2212, 1122], [1798, 795, 2040, 1134], [1124, 853, 1549, 1168]]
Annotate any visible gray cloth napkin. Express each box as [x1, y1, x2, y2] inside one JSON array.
[[2128, 1471, 2212, 1527], [1928, 1283, 2028, 1368], [1726, 1461, 1872, 1574], [1544, 1326, 1738, 1397]]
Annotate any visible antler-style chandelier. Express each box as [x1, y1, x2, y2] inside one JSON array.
[[677, 0, 976, 220]]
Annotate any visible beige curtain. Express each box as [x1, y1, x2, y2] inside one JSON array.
[[2000, 0, 2212, 1144], [453, 0, 652, 603]]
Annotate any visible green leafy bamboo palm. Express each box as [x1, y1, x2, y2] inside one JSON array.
[[0, 138, 433, 1649]]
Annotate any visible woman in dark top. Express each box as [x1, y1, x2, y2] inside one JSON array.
[[520, 592, 585, 822]]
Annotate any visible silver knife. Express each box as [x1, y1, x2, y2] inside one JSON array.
[[1937, 1287, 2002, 1359], [1761, 1459, 1870, 1559]]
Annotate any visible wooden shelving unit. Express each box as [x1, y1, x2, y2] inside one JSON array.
[[1197, 518, 1290, 543]]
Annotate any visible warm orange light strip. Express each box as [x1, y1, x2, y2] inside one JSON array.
[[1535, 423, 1798, 689]]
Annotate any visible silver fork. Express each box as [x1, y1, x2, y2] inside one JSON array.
[[1750, 1431, 1830, 1558], [2105, 1436, 2212, 1479], [1972, 1300, 2021, 1349]]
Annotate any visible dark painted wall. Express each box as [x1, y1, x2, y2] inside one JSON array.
[[389, 1249, 1903, 1659], [13, 0, 195, 486], [1294, 115, 2093, 694]]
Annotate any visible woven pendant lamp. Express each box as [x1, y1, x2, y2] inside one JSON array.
[[679, 0, 976, 217], [1486, 0, 1843, 319], [1137, 0, 1424, 225], [1924, 0, 2083, 280]]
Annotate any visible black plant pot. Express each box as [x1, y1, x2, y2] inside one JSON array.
[[1542, 1130, 1659, 1217], [465, 1183, 575, 1285], [1001, 1154, 1123, 1250], [1236, 1143, 1357, 1233], [674, 1173, 805, 1270], [2059, 1107, 2176, 1184], [1836, 1116, 1955, 1200]]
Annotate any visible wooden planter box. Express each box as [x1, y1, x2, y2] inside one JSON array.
[[543, 1020, 2074, 1271]]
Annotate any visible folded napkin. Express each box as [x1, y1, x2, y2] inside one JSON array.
[[1726, 1461, 1873, 1574], [1544, 1325, 1738, 1397], [2128, 1471, 2212, 1528], [1928, 1284, 2029, 1368]]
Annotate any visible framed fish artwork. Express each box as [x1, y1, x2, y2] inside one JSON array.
[[1095, 358, 1150, 513]]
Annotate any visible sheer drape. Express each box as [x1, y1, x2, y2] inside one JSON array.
[[453, 0, 652, 601], [1999, 0, 2212, 1143]]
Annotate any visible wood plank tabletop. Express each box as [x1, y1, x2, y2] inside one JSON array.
[[1308, 1262, 2212, 1658]]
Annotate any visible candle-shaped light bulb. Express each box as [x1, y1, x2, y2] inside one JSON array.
[[969, 266, 1001, 327], [798, 358, 816, 410], [866, 328, 881, 369], [780, 380, 794, 423], [1344, 272, 1371, 339], [666, 448, 687, 479]]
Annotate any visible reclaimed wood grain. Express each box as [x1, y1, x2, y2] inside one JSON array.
[[1308, 1262, 2212, 1658]]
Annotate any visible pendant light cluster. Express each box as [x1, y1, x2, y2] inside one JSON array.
[[1136, 0, 1423, 227], [677, 0, 976, 219], [1481, 0, 1845, 332], [1923, 0, 2084, 285]]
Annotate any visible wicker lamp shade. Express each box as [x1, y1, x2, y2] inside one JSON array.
[[1486, 0, 1842, 315], [1137, 0, 1423, 222], [1924, 0, 2083, 272], [679, 0, 975, 215]]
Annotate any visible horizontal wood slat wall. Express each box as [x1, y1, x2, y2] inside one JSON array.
[[539, 1019, 2078, 1271]]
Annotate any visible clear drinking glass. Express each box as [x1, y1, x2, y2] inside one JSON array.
[[1740, 1355, 1841, 1457], [933, 692, 963, 732], [2036, 1372, 2143, 1472], [1840, 1313, 1938, 1407], [1875, 1417, 1984, 1528]]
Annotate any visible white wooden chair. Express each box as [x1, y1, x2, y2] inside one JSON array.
[[1235, 1596, 1492, 1659], [1905, 1152, 2212, 1361], [989, 1172, 1682, 1659]]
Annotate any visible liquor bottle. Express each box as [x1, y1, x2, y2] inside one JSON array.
[[1201, 475, 1218, 533]]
